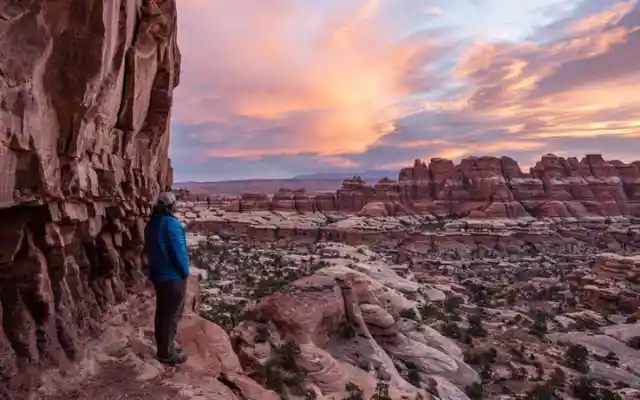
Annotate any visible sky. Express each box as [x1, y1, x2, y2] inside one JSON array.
[[170, 0, 640, 182]]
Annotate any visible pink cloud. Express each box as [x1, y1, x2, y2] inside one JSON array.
[[171, 0, 640, 180], [174, 0, 442, 157]]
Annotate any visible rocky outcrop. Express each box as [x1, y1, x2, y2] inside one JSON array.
[[230, 243, 477, 399], [0, 1, 178, 396], [27, 274, 277, 399], [549, 327, 640, 383], [180, 206, 639, 254], [225, 154, 640, 219], [592, 253, 640, 281]]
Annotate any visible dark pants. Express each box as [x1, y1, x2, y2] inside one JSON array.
[[153, 279, 186, 358]]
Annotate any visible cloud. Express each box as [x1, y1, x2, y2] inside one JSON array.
[[384, 0, 640, 154], [173, 0, 444, 157], [423, 6, 444, 16], [171, 0, 640, 181]]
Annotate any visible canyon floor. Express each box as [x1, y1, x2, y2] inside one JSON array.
[[31, 203, 640, 400]]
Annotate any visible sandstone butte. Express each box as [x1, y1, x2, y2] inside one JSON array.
[[224, 155, 640, 219]]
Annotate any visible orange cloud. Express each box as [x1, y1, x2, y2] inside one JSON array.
[[448, 0, 640, 143], [171, 0, 640, 181], [434, 140, 546, 160], [174, 0, 440, 156], [569, 0, 636, 34], [322, 156, 361, 168]]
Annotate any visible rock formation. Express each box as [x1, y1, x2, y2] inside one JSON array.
[[592, 253, 640, 282], [181, 213, 640, 399], [230, 244, 479, 399], [224, 154, 640, 219], [0, 1, 178, 396]]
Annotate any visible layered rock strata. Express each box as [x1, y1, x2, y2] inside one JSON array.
[[225, 154, 640, 219], [0, 1, 178, 396], [180, 207, 639, 252], [230, 243, 479, 399]]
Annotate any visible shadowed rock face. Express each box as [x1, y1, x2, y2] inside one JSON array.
[[0, 0, 179, 395], [225, 154, 640, 218]]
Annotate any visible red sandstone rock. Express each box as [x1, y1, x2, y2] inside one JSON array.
[[592, 253, 640, 281], [272, 189, 296, 211], [227, 154, 640, 219], [358, 201, 410, 217], [270, 188, 318, 212], [314, 192, 338, 211], [230, 269, 477, 398], [0, 2, 270, 398], [1, 1, 179, 392]]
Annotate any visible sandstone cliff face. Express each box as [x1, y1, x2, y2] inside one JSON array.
[[226, 154, 640, 219], [0, 0, 179, 394]]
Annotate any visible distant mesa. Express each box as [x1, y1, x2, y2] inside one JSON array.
[[219, 153, 640, 219]]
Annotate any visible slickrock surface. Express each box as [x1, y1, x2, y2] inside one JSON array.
[[230, 246, 479, 400], [181, 209, 640, 399], [224, 154, 640, 219], [0, 1, 184, 397], [35, 275, 278, 400]]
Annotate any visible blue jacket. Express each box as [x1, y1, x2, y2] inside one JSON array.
[[144, 208, 190, 283]]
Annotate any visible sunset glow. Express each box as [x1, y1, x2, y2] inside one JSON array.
[[171, 0, 640, 181]]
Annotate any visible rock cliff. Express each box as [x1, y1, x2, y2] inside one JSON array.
[[0, 1, 178, 395], [225, 154, 640, 219]]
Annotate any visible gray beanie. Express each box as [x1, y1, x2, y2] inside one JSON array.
[[157, 191, 177, 206]]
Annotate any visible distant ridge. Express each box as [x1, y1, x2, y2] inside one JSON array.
[[172, 170, 398, 196], [173, 178, 345, 196], [292, 169, 396, 181]]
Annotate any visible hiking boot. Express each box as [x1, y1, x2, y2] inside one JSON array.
[[157, 351, 188, 365]]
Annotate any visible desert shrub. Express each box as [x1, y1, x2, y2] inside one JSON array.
[[253, 341, 307, 397], [405, 361, 421, 387], [571, 377, 599, 400], [601, 390, 623, 400], [417, 303, 444, 320], [372, 382, 391, 400], [467, 313, 487, 337], [344, 382, 365, 400], [199, 300, 246, 331], [565, 344, 589, 373], [400, 308, 420, 322], [529, 312, 548, 338], [480, 365, 493, 383], [628, 336, 640, 350], [526, 382, 554, 400], [255, 325, 270, 343], [441, 322, 463, 339], [604, 351, 619, 367], [337, 322, 356, 339], [443, 295, 463, 313], [253, 277, 289, 298], [465, 382, 484, 400], [464, 347, 497, 366]]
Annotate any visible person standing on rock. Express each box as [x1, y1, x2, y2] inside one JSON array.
[[144, 191, 190, 364]]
